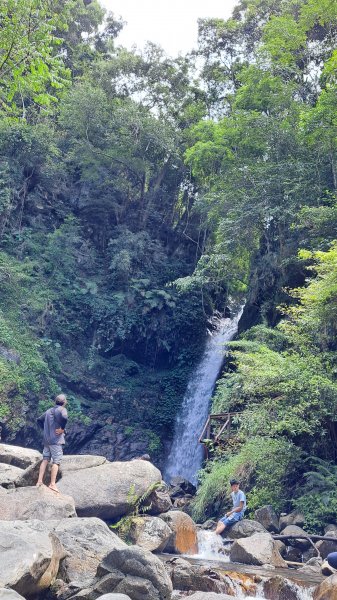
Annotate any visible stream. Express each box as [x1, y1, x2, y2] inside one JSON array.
[[169, 531, 321, 599]]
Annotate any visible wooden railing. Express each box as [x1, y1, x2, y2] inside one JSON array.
[[198, 412, 242, 444]]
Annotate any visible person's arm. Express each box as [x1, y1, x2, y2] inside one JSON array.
[[55, 408, 68, 435], [226, 501, 244, 516]]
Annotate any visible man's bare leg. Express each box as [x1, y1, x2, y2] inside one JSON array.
[[215, 521, 226, 535], [36, 459, 48, 486], [49, 463, 60, 492]]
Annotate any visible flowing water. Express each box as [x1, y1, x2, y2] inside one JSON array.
[[164, 310, 243, 485], [179, 531, 316, 600]]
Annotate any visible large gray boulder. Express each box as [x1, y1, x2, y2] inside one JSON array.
[[57, 459, 162, 520], [255, 505, 279, 533], [0, 520, 65, 596], [230, 532, 288, 567], [279, 511, 305, 531], [96, 545, 173, 600], [315, 529, 337, 559], [128, 516, 172, 552], [226, 519, 267, 539], [0, 464, 23, 489], [159, 510, 198, 554], [50, 517, 126, 587], [0, 486, 76, 520], [0, 444, 42, 469], [15, 454, 108, 488], [0, 591, 26, 600], [281, 525, 311, 550]]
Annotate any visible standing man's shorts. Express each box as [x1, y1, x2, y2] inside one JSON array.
[[220, 512, 244, 526], [43, 444, 63, 465]]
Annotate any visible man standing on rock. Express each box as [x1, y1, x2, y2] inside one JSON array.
[[215, 478, 246, 535], [36, 394, 68, 492]]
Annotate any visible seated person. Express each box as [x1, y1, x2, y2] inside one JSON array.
[[215, 478, 246, 535]]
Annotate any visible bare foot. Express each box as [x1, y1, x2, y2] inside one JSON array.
[[36, 482, 44, 487], [48, 484, 60, 493]]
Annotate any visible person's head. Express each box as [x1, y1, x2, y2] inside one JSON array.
[[230, 478, 240, 492], [55, 394, 67, 406]]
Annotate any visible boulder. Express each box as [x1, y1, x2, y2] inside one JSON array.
[[0, 444, 42, 470], [50, 517, 126, 586], [298, 557, 323, 575], [96, 545, 173, 600], [274, 540, 286, 557], [281, 525, 311, 550], [230, 533, 288, 567], [313, 573, 337, 600], [226, 519, 267, 539], [255, 505, 279, 533], [279, 511, 305, 531], [128, 516, 172, 552], [147, 487, 172, 515], [325, 524, 337, 535], [0, 520, 65, 596], [0, 591, 26, 600], [0, 464, 23, 489], [16, 454, 108, 488], [316, 530, 337, 559], [0, 486, 76, 520], [263, 576, 299, 600], [165, 557, 231, 594], [57, 459, 162, 520], [16, 460, 54, 488], [159, 510, 198, 554]]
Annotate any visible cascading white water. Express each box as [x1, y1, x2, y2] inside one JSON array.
[[164, 309, 243, 485]]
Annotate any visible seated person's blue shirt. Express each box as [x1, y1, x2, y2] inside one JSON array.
[[232, 490, 246, 516]]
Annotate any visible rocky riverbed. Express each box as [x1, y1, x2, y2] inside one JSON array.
[[0, 443, 336, 600]]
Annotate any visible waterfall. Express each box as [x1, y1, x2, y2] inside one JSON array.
[[164, 309, 243, 485]]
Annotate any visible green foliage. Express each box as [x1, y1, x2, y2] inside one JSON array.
[[294, 458, 337, 533], [110, 481, 161, 542], [0, 0, 71, 115], [192, 437, 298, 521]]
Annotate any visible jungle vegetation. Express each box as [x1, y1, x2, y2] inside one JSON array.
[[0, 0, 336, 531]]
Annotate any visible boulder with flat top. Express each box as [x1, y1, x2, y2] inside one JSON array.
[[37, 457, 161, 520], [230, 533, 288, 567], [0, 486, 76, 520]]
